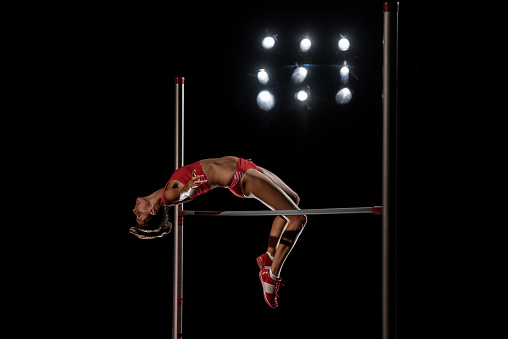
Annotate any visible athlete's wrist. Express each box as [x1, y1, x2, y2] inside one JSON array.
[[179, 185, 195, 201]]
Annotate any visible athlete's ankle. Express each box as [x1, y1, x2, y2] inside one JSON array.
[[269, 268, 280, 280], [266, 251, 275, 261]]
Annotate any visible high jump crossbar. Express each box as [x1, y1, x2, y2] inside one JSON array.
[[182, 206, 382, 217]]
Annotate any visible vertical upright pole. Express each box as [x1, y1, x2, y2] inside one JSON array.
[[382, 3, 398, 339], [173, 76, 184, 339]]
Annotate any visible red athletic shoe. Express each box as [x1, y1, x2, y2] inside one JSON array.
[[256, 253, 273, 270], [259, 269, 282, 309]]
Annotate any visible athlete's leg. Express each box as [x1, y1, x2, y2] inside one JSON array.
[[266, 216, 286, 258], [258, 167, 301, 258], [242, 169, 307, 276], [258, 166, 300, 204]]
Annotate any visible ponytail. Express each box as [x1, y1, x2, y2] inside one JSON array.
[[129, 205, 172, 239]]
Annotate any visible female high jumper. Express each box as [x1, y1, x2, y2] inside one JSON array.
[[130, 156, 307, 309]]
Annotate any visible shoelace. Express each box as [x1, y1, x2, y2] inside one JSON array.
[[274, 280, 284, 301]]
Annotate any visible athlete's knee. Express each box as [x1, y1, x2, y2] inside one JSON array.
[[287, 214, 307, 232], [291, 193, 300, 206]]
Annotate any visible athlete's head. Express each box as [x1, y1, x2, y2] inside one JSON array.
[[130, 198, 172, 239]]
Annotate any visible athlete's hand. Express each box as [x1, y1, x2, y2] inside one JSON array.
[[189, 169, 207, 188], [179, 170, 207, 202]]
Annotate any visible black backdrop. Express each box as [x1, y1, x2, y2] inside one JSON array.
[[38, 2, 441, 338]]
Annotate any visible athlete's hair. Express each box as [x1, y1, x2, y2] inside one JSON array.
[[129, 205, 172, 239]]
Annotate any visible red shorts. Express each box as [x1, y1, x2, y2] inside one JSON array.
[[228, 158, 259, 198]]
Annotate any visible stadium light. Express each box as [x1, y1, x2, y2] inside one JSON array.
[[257, 90, 275, 111], [257, 69, 269, 85], [296, 90, 308, 101], [335, 87, 352, 104], [338, 37, 350, 51], [262, 36, 275, 49], [340, 62, 349, 84], [340, 64, 349, 77], [291, 66, 308, 85], [300, 38, 311, 52]]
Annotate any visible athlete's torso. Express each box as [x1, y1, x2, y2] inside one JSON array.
[[167, 156, 238, 189], [199, 156, 238, 188]]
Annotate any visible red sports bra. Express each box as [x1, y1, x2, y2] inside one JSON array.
[[161, 161, 211, 206]]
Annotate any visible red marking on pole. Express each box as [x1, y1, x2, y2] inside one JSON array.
[[177, 298, 183, 307], [174, 77, 185, 84], [372, 206, 383, 215]]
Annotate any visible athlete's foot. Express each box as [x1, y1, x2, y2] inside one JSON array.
[[256, 253, 273, 270], [259, 269, 282, 309]]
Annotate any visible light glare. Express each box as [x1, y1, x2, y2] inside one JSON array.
[[340, 64, 349, 84], [257, 69, 269, 85], [296, 90, 308, 101], [335, 87, 352, 104], [300, 38, 311, 52], [257, 90, 275, 111], [338, 37, 350, 51], [291, 67, 308, 85], [262, 37, 275, 49]]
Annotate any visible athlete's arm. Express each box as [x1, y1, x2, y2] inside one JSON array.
[[163, 170, 207, 204]]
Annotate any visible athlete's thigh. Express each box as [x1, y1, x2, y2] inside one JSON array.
[[258, 166, 299, 204], [242, 169, 299, 211]]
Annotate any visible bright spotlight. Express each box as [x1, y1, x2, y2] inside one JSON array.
[[300, 38, 311, 52], [262, 36, 275, 49], [338, 37, 350, 51], [335, 87, 352, 104], [257, 90, 275, 111], [340, 63, 349, 84], [257, 69, 269, 85], [291, 66, 308, 85], [340, 65, 349, 77], [296, 90, 308, 101]]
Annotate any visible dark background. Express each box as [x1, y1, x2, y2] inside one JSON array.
[[24, 1, 482, 338]]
